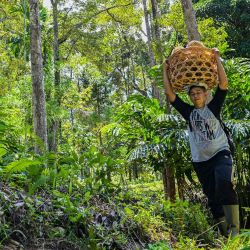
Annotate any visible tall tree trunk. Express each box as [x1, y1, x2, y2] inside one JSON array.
[[49, 0, 61, 152], [143, 0, 175, 199], [151, 0, 162, 62], [29, 0, 48, 154], [150, 0, 163, 100], [180, 0, 201, 41], [143, 0, 162, 100], [142, 0, 155, 67]]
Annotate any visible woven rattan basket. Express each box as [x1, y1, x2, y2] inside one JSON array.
[[168, 41, 218, 92]]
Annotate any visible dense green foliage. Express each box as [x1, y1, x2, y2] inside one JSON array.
[[0, 0, 250, 249], [194, 0, 250, 57]]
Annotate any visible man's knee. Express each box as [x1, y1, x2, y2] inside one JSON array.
[[215, 179, 238, 205]]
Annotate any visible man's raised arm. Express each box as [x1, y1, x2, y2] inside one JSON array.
[[213, 49, 228, 90], [163, 60, 176, 103]]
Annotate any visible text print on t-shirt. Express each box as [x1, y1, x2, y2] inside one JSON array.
[[190, 109, 217, 142]]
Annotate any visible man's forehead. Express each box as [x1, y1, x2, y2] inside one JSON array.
[[191, 87, 204, 91], [189, 86, 206, 93]]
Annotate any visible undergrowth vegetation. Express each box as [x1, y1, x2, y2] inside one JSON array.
[[1, 179, 250, 249]]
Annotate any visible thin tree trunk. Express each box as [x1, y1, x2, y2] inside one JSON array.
[[142, 0, 155, 67], [51, 0, 60, 88], [133, 165, 139, 179], [143, 0, 162, 100], [177, 174, 185, 200], [29, 0, 48, 154], [70, 109, 74, 126], [151, 0, 162, 62], [122, 34, 148, 96], [127, 165, 132, 181], [162, 164, 176, 202], [180, 0, 201, 41], [150, 0, 163, 100], [50, 0, 61, 152], [162, 167, 168, 200]]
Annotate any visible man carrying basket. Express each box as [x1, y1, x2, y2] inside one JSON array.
[[163, 42, 239, 238]]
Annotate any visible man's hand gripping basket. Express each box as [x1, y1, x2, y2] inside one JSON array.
[[168, 41, 218, 92]]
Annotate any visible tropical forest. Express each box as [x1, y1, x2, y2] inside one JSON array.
[[0, 0, 250, 249]]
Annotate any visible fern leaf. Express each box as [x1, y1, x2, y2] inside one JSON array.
[[3, 159, 42, 174]]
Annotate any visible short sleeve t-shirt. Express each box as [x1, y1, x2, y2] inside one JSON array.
[[171, 88, 230, 162]]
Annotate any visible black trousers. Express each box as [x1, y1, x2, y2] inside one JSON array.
[[193, 150, 238, 219]]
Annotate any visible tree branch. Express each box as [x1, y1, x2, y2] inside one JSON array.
[[106, 9, 123, 24], [58, 3, 132, 44]]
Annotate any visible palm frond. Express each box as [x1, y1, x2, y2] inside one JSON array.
[[239, 58, 250, 74], [101, 123, 122, 137], [225, 120, 250, 140], [128, 143, 168, 161], [157, 114, 185, 124]]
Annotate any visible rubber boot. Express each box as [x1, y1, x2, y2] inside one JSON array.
[[223, 205, 240, 238], [216, 216, 228, 237]]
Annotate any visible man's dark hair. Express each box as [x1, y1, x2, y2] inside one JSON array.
[[188, 85, 207, 95]]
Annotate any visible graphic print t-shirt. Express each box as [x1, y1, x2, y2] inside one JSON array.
[[171, 88, 230, 162]]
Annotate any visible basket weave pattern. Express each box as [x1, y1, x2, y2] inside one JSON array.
[[169, 46, 218, 91]]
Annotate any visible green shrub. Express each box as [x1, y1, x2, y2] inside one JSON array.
[[162, 200, 214, 243]]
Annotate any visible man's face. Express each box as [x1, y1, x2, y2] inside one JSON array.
[[189, 87, 208, 108]]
